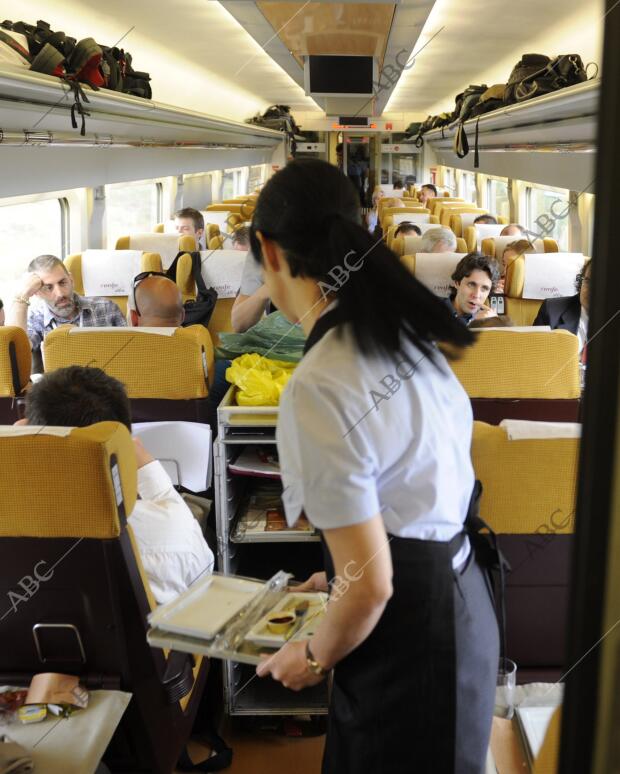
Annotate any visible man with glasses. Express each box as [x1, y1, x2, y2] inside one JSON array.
[[7, 255, 125, 361]]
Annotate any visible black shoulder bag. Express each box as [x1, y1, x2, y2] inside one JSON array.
[[166, 251, 218, 330]]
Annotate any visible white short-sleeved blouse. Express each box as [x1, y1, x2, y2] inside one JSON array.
[[277, 323, 475, 567]]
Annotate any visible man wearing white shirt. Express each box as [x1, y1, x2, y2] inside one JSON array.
[[22, 365, 214, 605]]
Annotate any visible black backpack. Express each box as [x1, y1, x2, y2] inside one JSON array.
[[504, 54, 551, 103], [507, 54, 592, 104], [166, 252, 218, 331]]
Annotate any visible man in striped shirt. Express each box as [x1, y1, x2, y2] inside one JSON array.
[[7, 254, 125, 357]]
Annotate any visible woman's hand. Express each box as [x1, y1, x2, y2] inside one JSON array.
[[290, 571, 328, 593], [256, 640, 326, 690]]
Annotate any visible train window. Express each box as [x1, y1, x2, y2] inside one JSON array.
[[183, 173, 213, 209], [248, 165, 265, 192], [222, 170, 236, 200], [487, 179, 510, 220], [460, 173, 476, 204], [105, 181, 161, 246], [0, 198, 64, 304], [526, 185, 570, 250]]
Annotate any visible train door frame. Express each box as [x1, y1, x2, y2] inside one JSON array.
[[561, 1, 620, 771]]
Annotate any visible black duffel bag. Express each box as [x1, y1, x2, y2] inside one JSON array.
[[167, 251, 218, 330], [505, 53, 593, 104]]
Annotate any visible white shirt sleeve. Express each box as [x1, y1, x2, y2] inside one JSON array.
[[279, 377, 381, 531], [129, 461, 215, 605]]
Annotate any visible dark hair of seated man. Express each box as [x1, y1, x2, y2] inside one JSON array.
[[25, 366, 132, 430], [232, 225, 250, 250], [394, 222, 422, 238], [174, 207, 205, 233], [473, 214, 498, 225]]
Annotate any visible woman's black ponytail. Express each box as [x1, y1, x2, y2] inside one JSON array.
[[251, 159, 474, 360]]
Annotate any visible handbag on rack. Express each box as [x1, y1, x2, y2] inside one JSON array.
[[504, 53, 593, 104], [166, 251, 218, 330]]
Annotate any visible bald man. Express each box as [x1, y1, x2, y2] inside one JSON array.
[[130, 275, 185, 328]]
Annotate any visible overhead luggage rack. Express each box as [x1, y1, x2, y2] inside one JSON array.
[[0, 66, 284, 147], [422, 79, 599, 150]]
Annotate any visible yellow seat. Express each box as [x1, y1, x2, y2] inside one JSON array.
[[450, 329, 580, 421], [471, 421, 579, 676], [174, 253, 234, 347], [43, 325, 215, 422], [0, 421, 207, 771], [400, 252, 465, 296], [427, 197, 464, 215], [65, 250, 163, 316], [0, 326, 31, 424], [505, 252, 585, 326], [116, 234, 195, 271], [481, 235, 559, 258], [208, 235, 226, 250], [394, 235, 467, 257], [439, 205, 487, 230], [533, 707, 562, 774], [463, 223, 511, 252]]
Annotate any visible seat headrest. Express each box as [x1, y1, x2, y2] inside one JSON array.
[[449, 329, 580, 398], [0, 422, 137, 537], [482, 235, 545, 258], [0, 327, 31, 397], [43, 325, 214, 399], [505, 253, 584, 299], [392, 212, 431, 225], [412, 252, 466, 297], [120, 234, 195, 270], [80, 250, 143, 296], [471, 421, 578, 534], [200, 250, 248, 298]]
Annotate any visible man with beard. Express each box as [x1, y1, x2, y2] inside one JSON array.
[[7, 254, 125, 360]]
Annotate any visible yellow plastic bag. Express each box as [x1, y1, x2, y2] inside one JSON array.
[[226, 353, 297, 406]]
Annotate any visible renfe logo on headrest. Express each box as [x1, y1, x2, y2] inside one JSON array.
[[433, 283, 451, 296], [540, 286, 560, 295]]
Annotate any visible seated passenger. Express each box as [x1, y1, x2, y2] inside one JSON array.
[[0, 298, 4, 326], [418, 183, 437, 207], [473, 214, 498, 225], [231, 225, 250, 251], [420, 227, 457, 253], [366, 189, 383, 234], [128, 272, 230, 437], [22, 365, 215, 604], [129, 273, 184, 327], [443, 253, 501, 325], [495, 239, 535, 293], [174, 207, 206, 250], [7, 255, 125, 356], [533, 260, 591, 354], [231, 251, 271, 333], [394, 222, 422, 238], [393, 178, 404, 191], [500, 223, 525, 237]]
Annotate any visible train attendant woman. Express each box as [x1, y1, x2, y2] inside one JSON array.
[[254, 159, 499, 774]]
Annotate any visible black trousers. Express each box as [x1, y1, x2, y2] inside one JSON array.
[[322, 536, 499, 774]]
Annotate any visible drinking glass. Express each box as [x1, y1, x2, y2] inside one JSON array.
[[494, 657, 517, 719]]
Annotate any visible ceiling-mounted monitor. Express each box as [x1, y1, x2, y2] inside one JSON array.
[[304, 55, 376, 97]]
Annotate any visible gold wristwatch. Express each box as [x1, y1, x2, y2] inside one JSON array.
[[305, 641, 327, 676], [13, 295, 30, 306]]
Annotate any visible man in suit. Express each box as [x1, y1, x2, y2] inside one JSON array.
[[533, 260, 590, 354]]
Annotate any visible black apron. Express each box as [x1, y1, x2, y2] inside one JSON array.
[[302, 312, 500, 774]]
